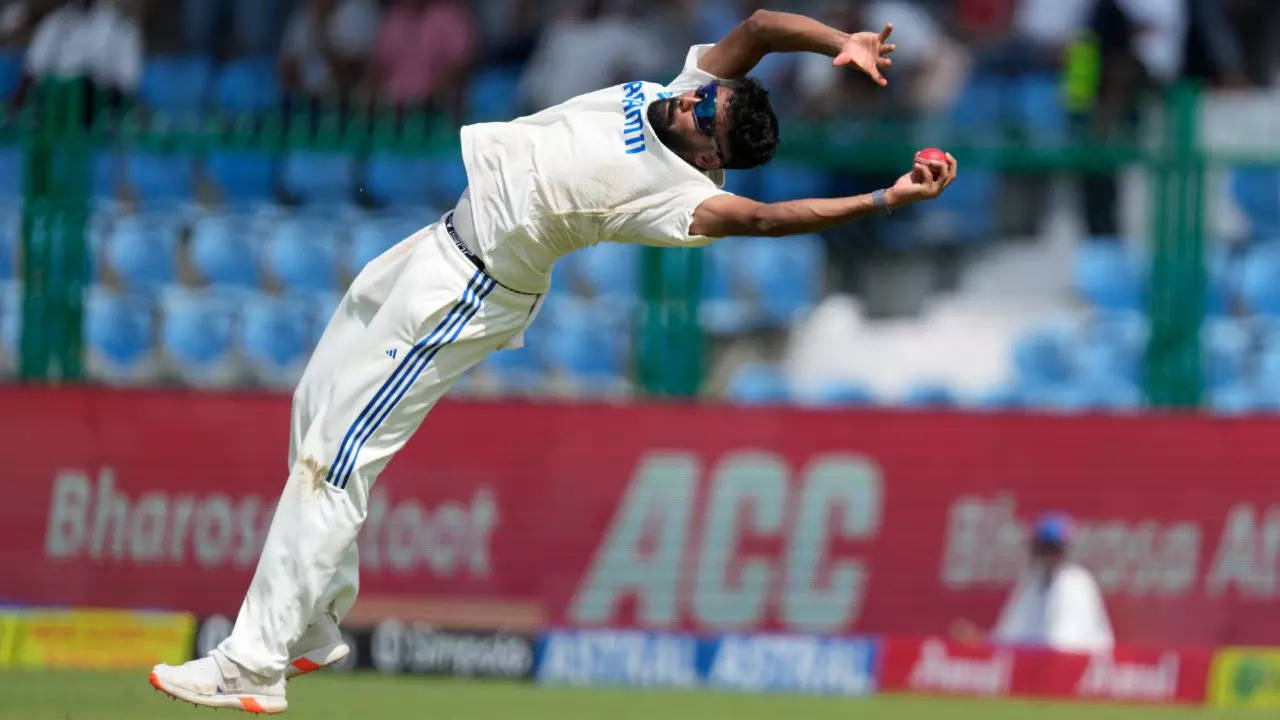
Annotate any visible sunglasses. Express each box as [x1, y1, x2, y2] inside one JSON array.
[[692, 81, 724, 163]]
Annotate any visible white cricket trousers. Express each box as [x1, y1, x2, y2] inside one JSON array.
[[219, 217, 540, 676]]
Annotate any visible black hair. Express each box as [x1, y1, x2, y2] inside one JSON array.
[[722, 77, 778, 170]]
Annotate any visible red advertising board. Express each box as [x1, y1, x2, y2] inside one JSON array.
[[2, 386, 1278, 648], [879, 636, 1212, 704]]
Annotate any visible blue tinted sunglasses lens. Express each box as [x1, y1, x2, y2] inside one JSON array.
[[693, 82, 717, 134]]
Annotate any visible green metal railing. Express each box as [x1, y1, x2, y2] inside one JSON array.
[[11, 77, 1259, 407]]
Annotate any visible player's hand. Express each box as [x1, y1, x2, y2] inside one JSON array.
[[833, 23, 896, 86], [885, 151, 957, 209]]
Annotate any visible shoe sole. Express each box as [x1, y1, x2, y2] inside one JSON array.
[[149, 670, 287, 714], [285, 642, 350, 680]]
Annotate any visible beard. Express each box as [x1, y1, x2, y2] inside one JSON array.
[[647, 98, 690, 153], [646, 98, 676, 130]]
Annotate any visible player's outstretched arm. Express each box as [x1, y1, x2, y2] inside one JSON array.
[[698, 9, 896, 85], [689, 153, 957, 238]]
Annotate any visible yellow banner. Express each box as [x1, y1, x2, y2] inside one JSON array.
[[1210, 647, 1280, 708], [0, 608, 194, 670]]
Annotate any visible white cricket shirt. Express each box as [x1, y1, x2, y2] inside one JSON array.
[[459, 44, 732, 293], [991, 562, 1115, 653]]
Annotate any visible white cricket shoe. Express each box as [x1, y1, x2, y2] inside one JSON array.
[[150, 650, 287, 714], [286, 616, 351, 679]]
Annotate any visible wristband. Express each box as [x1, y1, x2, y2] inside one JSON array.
[[871, 188, 890, 217]]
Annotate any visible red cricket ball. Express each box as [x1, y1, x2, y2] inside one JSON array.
[[917, 147, 947, 163]]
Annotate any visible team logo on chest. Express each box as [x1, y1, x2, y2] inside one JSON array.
[[620, 82, 675, 155]]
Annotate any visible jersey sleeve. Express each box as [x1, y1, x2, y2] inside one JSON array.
[[664, 44, 725, 95], [600, 182, 731, 248]]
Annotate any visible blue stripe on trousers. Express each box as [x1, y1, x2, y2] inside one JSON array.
[[324, 270, 485, 487], [334, 275, 497, 489]]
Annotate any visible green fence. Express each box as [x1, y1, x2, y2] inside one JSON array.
[[12, 77, 1259, 407]]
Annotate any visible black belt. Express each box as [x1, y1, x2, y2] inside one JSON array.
[[445, 212, 485, 272]]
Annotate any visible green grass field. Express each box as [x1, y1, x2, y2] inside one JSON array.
[[0, 670, 1264, 720]]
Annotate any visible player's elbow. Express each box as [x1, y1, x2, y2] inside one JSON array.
[[743, 9, 776, 38]]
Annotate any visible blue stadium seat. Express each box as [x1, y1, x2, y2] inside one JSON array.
[[466, 65, 522, 123], [240, 293, 309, 387], [1012, 326, 1072, 385], [84, 287, 155, 380], [1205, 245, 1235, 316], [740, 235, 822, 326], [1073, 335, 1139, 386], [1074, 240, 1143, 311], [1084, 379, 1144, 411], [700, 238, 752, 334], [948, 73, 1003, 138], [1240, 243, 1280, 316], [757, 162, 829, 203], [206, 150, 277, 205], [1014, 73, 1067, 145], [1203, 318, 1250, 390], [1257, 343, 1280, 395], [264, 217, 339, 294], [347, 217, 413, 274], [1231, 168, 1280, 240], [215, 56, 281, 114], [105, 218, 178, 289], [304, 291, 341, 349], [0, 215, 13, 280], [1209, 381, 1264, 415], [282, 152, 354, 205], [0, 49, 22, 100], [973, 384, 1023, 410], [422, 156, 469, 207], [542, 303, 628, 382], [362, 154, 432, 207], [190, 214, 258, 287], [810, 380, 876, 407], [916, 169, 998, 244], [723, 167, 761, 198], [726, 362, 790, 405], [486, 343, 544, 376], [902, 382, 956, 407], [127, 152, 195, 205], [1078, 312, 1147, 384], [141, 55, 213, 115], [159, 286, 240, 385], [92, 153, 119, 202], [575, 242, 638, 303], [0, 281, 18, 363], [0, 147, 21, 199]]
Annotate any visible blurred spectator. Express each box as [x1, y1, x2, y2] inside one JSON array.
[[1222, 0, 1279, 86], [280, 0, 379, 103], [0, 0, 48, 46], [953, 513, 1115, 653], [183, 0, 288, 58], [475, 0, 544, 69], [370, 0, 476, 122], [15, 0, 142, 112], [518, 0, 665, 113]]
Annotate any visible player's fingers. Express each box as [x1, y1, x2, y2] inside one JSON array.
[[877, 57, 892, 68], [880, 43, 897, 56], [879, 23, 893, 42], [925, 159, 946, 181], [832, 52, 851, 66]]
